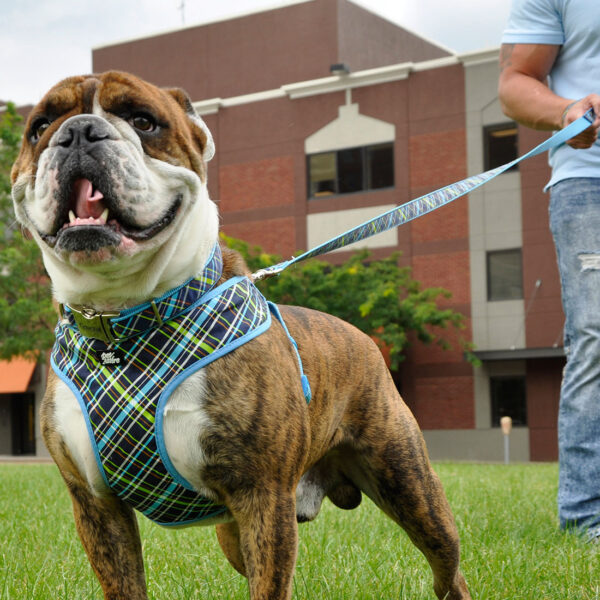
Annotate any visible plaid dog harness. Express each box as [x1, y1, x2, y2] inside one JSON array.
[[51, 244, 310, 526]]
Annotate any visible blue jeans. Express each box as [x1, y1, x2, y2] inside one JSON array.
[[550, 178, 600, 539]]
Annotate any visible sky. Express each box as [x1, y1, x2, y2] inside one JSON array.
[[1, 0, 513, 106]]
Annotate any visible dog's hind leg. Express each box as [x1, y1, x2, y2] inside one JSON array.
[[344, 382, 471, 599], [364, 444, 471, 600]]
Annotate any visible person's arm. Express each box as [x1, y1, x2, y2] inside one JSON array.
[[498, 43, 600, 149]]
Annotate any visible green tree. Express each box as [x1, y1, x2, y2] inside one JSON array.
[[221, 233, 477, 370], [0, 103, 55, 361]]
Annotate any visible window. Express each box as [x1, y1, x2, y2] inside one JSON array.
[[338, 148, 363, 194], [309, 152, 336, 196], [484, 123, 518, 171], [368, 144, 394, 190], [308, 143, 394, 198], [490, 376, 527, 427], [487, 249, 523, 301]]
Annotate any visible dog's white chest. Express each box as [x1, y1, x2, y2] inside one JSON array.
[[160, 370, 220, 498], [54, 370, 217, 500]]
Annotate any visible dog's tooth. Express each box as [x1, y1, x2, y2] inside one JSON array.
[[100, 208, 109, 224], [69, 210, 76, 224]]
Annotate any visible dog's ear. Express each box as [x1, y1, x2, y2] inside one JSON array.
[[165, 87, 215, 162]]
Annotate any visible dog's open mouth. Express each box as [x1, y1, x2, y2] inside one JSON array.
[[40, 178, 181, 252]]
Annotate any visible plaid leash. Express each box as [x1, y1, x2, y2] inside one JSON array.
[[252, 110, 595, 280], [51, 244, 281, 526]]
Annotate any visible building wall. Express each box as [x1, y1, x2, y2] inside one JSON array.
[[94, 1, 338, 99], [214, 95, 307, 257], [527, 358, 562, 461], [464, 54, 527, 453], [519, 128, 564, 462], [519, 127, 564, 348], [463, 51, 561, 461], [464, 55, 525, 354], [336, 0, 450, 72], [403, 64, 475, 434], [92, 0, 449, 102]]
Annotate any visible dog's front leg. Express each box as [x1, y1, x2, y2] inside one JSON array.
[[230, 488, 299, 600], [66, 480, 147, 600], [41, 384, 148, 600]]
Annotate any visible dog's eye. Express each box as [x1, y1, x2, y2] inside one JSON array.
[[30, 117, 51, 143], [129, 114, 157, 133]]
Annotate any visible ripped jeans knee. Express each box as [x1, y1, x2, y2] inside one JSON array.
[[578, 253, 600, 271]]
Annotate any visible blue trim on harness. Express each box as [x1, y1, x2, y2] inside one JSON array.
[[268, 302, 311, 403], [50, 352, 112, 490]]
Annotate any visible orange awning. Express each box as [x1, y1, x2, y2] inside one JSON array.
[[0, 358, 37, 393]]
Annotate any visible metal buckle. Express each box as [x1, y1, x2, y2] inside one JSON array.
[[67, 304, 120, 344]]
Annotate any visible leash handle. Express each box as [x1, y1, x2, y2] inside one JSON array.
[[252, 110, 595, 281]]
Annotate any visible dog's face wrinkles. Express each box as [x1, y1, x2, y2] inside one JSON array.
[[10, 71, 218, 308]]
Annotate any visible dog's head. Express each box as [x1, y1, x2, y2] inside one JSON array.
[[11, 71, 219, 308]]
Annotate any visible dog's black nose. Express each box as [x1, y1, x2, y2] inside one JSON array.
[[56, 116, 113, 149]]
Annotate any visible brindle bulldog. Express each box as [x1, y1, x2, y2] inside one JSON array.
[[10, 71, 471, 600]]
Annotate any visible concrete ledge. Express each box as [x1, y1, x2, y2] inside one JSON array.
[[474, 347, 565, 361], [423, 427, 530, 462], [0, 455, 54, 464]]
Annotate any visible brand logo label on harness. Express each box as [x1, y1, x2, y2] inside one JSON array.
[[98, 350, 125, 366]]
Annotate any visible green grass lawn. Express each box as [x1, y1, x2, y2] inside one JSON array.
[[0, 462, 598, 599]]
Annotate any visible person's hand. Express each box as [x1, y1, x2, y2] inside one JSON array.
[[562, 94, 600, 149]]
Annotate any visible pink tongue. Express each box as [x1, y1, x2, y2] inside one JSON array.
[[73, 178, 105, 219]]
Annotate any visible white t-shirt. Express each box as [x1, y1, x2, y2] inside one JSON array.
[[502, 0, 600, 188]]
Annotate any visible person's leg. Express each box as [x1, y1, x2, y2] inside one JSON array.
[[550, 178, 600, 540]]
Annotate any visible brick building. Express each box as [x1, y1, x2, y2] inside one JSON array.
[[2, 0, 564, 461]]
